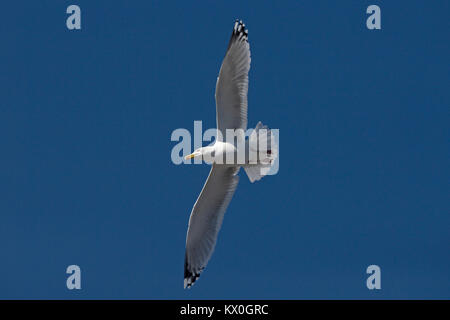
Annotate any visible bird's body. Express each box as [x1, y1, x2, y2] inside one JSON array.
[[195, 141, 237, 166], [183, 20, 278, 289]]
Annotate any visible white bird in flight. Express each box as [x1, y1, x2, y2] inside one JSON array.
[[183, 20, 278, 289]]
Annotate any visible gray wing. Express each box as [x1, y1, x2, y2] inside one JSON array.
[[215, 20, 251, 135], [184, 165, 240, 288]]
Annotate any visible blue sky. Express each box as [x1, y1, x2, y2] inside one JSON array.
[[0, 1, 448, 299]]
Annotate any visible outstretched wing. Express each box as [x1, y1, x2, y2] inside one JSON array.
[[184, 165, 240, 288], [215, 20, 251, 135]]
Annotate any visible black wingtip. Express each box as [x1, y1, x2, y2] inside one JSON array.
[[233, 19, 248, 39], [184, 254, 203, 289], [227, 19, 248, 50], [184, 271, 201, 289]]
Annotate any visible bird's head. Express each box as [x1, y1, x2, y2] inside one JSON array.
[[184, 148, 203, 160], [184, 146, 215, 162]]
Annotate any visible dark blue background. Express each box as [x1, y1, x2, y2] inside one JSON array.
[[0, 1, 448, 299]]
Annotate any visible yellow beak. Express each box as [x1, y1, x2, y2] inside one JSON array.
[[184, 153, 196, 160]]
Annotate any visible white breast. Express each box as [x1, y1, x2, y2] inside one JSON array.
[[212, 141, 237, 165]]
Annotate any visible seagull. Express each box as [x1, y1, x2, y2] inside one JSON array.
[[183, 20, 278, 289]]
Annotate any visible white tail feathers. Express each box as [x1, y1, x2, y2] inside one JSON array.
[[244, 122, 278, 183]]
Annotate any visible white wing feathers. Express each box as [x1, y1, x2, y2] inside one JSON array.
[[215, 20, 251, 134], [184, 166, 240, 288]]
